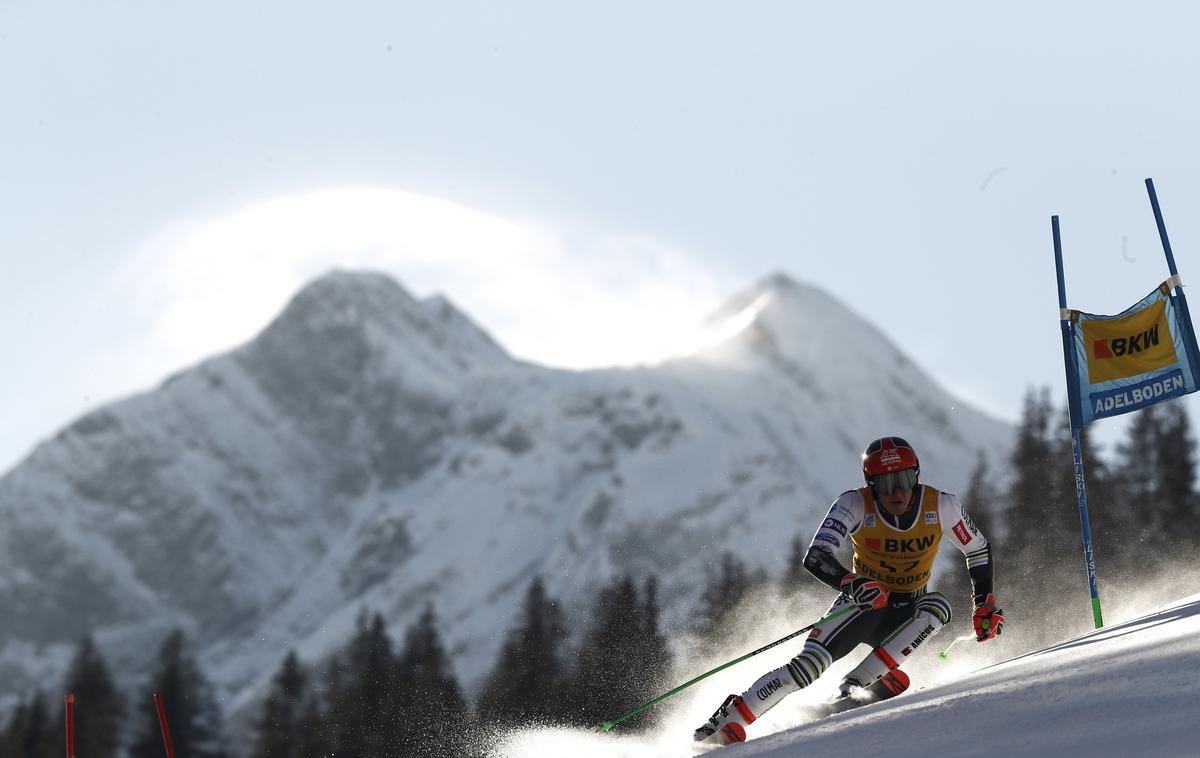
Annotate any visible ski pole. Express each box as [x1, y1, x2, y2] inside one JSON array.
[[936, 634, 975, 661], [596, 602, 861, 733]]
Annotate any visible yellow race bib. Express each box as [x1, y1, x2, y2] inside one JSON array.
[[850, 486, 943, 591]]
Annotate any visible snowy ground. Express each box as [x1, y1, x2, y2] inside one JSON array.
[[489, 593, 1200, 758]]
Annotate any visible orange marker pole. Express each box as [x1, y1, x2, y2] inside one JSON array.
[[153, 692, 177, 758], [64, 694, 75, 758]]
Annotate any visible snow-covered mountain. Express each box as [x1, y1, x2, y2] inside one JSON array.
[[0, 270, 1012, 715], [494, 592, 1200, 757]]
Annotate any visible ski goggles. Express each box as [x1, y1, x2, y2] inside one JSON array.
[[869, 468, 918, 495]]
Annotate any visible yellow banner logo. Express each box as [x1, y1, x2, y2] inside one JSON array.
[[1082, 299, 1178, 383]]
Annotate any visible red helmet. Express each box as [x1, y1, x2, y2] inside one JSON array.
[[862, 437, 920, 494]]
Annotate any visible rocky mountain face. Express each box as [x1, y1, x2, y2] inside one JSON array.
[[0, 270, 1012, 714]]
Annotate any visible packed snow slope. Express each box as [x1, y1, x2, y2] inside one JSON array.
[[0, 270, 1011, 714], [492, 592, 1200, 758]]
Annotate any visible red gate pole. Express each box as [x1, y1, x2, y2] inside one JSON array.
[[64, 694, 75, 758], [153, 692, 178, 758]]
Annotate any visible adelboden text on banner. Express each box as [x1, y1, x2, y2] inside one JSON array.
[[1065, 280, 1200, 427]]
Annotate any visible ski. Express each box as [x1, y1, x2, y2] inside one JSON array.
[[811, 670, 910, 718]]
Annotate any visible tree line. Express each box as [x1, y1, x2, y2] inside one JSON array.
[[4, 389, 1193, 754], [0, 563, 800, 757], [0, 574, 676, 758], [0, 630, 221, 758], [952, 387, 1199, 644]]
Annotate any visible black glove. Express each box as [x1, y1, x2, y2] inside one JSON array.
[[840, 573, 890, 610], [972, 594, 1005, 641]]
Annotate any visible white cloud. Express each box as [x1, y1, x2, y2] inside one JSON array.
[[115, 187, 733, 373]]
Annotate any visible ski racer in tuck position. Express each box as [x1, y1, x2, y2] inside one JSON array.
[[695, 436, 1004, 746]]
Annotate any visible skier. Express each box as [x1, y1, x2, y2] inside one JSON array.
[[694, 436, 1004, 746]]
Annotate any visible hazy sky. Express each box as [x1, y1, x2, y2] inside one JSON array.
[[4, 2, 1200, 473]]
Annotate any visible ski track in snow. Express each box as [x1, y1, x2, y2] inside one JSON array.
[[488, 594, 1200, 758]]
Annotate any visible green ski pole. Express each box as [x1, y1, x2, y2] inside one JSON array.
[[596, 602, 860, 733]]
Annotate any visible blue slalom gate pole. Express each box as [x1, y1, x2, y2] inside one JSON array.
[[1146, 178, 1200, 370], [1052, 215, 1104, 629]]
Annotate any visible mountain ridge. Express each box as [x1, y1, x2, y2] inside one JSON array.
[[0, 268, 1012, 719]]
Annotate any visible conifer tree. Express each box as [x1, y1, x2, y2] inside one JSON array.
[[330, 610, 394, 758], [633, 576, 672, 703], [0, 699, 30, 758], [62, 637, 125, 758], [564, 575, 640, 728], [1105, 403, 1164, 566], [1004, 388, 1057, 556], [697, 552, 752, 640], [1003, 389, 1081, 564], [296, 692, 331, 758], [642, 576, 662, 641], [961, 450, 1002, 544], [250, 650, 306, 758], [1000, 388, 1094, 638], [477, 577, 569, 727], [303, 658, 343, 757], [28, 692, 60, 758], [564, 574, 673, 731], [1117, 404, 1162, 499], [128, 629, 227, 758], [1155, 402, 1196, 505], [781, 534, 811, 595], [0, 692, 57, 758], [1106, 399, 1198, 566], [391, 604, 469, 757]]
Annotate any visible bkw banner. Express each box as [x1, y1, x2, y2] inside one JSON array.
[[1064, 281, 1200, 426]]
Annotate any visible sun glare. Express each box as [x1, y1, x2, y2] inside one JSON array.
[[119, 188, 729, 374]]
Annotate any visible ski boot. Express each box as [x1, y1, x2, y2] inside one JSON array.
[[693, 693, 756, 745], [822, 669, 910, 716]]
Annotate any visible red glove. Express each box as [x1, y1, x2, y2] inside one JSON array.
[[840, 573, 890, 610], [972, 594, 1004, 641]]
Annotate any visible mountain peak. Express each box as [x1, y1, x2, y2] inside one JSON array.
[[751, 271, 848, 309], [255, 269, 510, 369], [758, 270, 804, 294], [284, 269, 420, 323], [233, 270, 511, 428], [700, 272, 856, 349]]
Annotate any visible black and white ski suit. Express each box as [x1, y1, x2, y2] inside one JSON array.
[[736, 483, 993, 722]]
